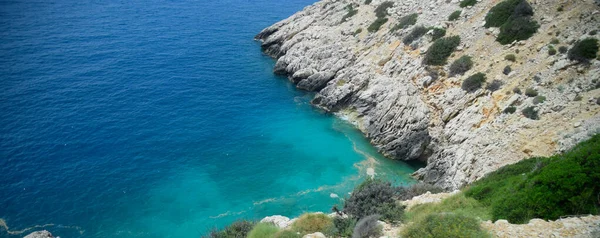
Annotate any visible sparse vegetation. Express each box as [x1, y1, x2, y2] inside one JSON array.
[[486, 80, 503, 92], [203, 220, 256, 238], [503, 65, 512, 75], [449, 55, 473, 76], [402, 213, 490, 238], [459, 0, 478, 8], [503, 106, 517, 114], [521, 106, 539, 120], [533, 95, 546, 104], [525, 88, 538, 97], [461, 73, 487, 92], [292, 213, 334, 235], [548, 45, 557, 55], [274, 230, 301, 238], [364, 0, 372, 4], [403, 26, 428, 45], [557, 5, 564, 12], [513, 87, 521, 94], [248, 223, 280, 238], [367, 18, 388, 32], [505, 54, 516, 62], [423, 36, 461, 65], [558, 46, 568, 54], [568, 38, 599, 63], [398, 182, 444, 200], [550, 38, 559, 44], [331, 217, 356, 238], [341, 4, 359, 23], [392, 13, 418, 31], [448, 10, 462, 21]]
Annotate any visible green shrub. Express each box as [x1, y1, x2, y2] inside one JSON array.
[[568, 38, 599, 63], [343, 179, 401, 220], [460, 0, 478, 8], [550, 38, 559, 44], [398, 182, 444, 200], [448, 10, 462, 21], [503, 65, 511, 75], [467, 135, 600, 223], [248, 223, 279, 238], [353, 28, 363, 36], [597, 97, 600, 105], [533, 95, 546, 104], [364, 0, 372, 4], [341, 5, 359, 22], [503, 106, 517, 114], [292, 213, 334, 235], [367, 18, 388, 32], [430, 27, 446, 41], [449, 55, 473, 76], [590, 30, 598, 36], [273, 230, 301, 238], [486, 79, 503, 92], [558, 46, 568, 54], [548, 46, 557, 55], [331, 217, 356, 238], [505, 54, 516, 62], [485, 0, 538, 44], [496, 16, 539, 45], [485, 0, 528, 28], [557, 5, 564, 12], [392, 13, 418, 31], [525, 88, 538, 97], [374, 1, 394, 18], [423, 36, 461, 65], [403, 26, 428, 45], [203, 220, 256, 238], [522, 106, 538, 120], [402, 213, 490, 238], [461, 73, 486, 92], [352, 215, 383, 238], [512, 87, 521, 94]]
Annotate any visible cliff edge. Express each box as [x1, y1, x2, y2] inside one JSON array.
[[256, 0, 600, 189]]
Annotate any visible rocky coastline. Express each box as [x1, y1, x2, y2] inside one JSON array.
[[255, 0, 600, 189]]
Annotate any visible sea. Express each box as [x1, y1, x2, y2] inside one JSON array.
[[0, 0, 418, 237]]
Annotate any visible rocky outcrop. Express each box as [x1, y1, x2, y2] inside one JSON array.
[[256, 0, 600, 189], [482, 216, 600, 238], [23, 230, 53, 238]]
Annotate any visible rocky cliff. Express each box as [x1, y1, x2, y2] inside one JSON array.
[[256, 0, 600, 189]]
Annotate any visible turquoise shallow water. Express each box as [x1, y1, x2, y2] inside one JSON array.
[[0, 0, 418, 237]]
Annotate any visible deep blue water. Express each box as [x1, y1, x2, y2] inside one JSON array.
[[0, 0, 418, 237]]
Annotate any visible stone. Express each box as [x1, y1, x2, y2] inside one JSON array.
[[261, 215, 292, 229], [24, 231, 53, 238], [303, 232, 326, 238]]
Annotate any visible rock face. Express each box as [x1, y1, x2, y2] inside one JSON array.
[[256, 0, 600, 189], [23, 231, 53, 238]]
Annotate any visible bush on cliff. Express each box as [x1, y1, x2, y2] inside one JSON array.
[[203, 220, 256, 238], [568, 38, 599, 63], [485, 0, 539, 44], [430, 27, 446, 41], [461, 73, 486, 92], [248, 223, 279, 238], [448, 10, 462, 21], [460, 0, 478, 8], [341, 4, 359, 23], [292, 213, 334, 235], [392, 13, 418, 31], [343, 179, 404, 222], [401, 213, 490, 238], [368, 18, 388, 32], [352, 215, 382, 238], [374, 1, 394, 18], [403, 26, 428, 45], [465, 134, 600, 223], [273, 230, 301, 238], [449, 55, 473, 76], [331, 216, 357, 237], [423, 36, 461, 65]]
